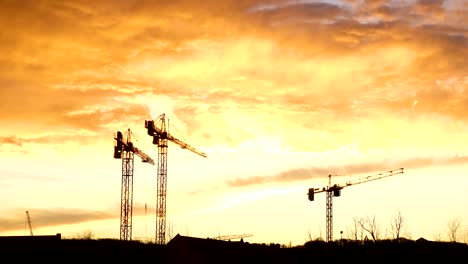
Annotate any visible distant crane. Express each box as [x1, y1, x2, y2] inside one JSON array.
[[145, 113, 207, 245], [114, 128, 155, 241], [25, 211, 33, 236], [213, 233, 253, 241], [307, 168, 404, 242]]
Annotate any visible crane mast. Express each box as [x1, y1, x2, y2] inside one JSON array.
[[25, 211, 33, 236], [145, 113, 206, 245], [308, 168, 404, 242], [114, 128, 155, 241]]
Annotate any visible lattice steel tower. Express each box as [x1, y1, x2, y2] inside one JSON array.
[[145, 113, 207, 245], [114, 129, 155, 241], [308, 168, 404, 242], [120, 148, 134, 240], [156, 122, 168, 245]]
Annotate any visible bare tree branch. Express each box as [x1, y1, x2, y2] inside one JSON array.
[[347, 217, 361, 241], [447, 217, 462, 242], [462, 229, 468, 245], [390, 210, 405, 240], [305, 228, 324, 242], [433, 233, 443, 242], [358, 215, 380, 241]]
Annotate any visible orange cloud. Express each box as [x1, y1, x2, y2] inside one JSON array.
[[0, 208, 116, 233], [0, 0, 466, 152], [226, 155, 468, 188]]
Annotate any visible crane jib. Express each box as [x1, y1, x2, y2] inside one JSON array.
[[144, 115, 207, 244], [307, 168, 405, 242], [113, 128, 155, 241]]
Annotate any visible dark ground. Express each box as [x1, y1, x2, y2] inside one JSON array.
[[1, 234, 467, 263]]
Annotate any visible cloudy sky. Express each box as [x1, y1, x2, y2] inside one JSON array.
[[0, 0, 467, 245]]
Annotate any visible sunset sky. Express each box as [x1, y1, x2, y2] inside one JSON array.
[[0, 0, 467, 245]]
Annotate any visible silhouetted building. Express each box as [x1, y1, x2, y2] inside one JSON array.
[[0, 233, 61, 244], [166, 234, 286, 264]]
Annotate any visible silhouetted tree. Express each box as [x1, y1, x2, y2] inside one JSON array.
[[306, 228, 324, 242], [347, 217, 363, 241], [403, 229, 413, 240], [74, 229, 95, 240], [447, 217, 462, 242], [306, 230, 313, 242], [462, 229, 468, 245], [358, 215, 381, 241], [433, 233, 443, 242], [390, 210, 405, 240]]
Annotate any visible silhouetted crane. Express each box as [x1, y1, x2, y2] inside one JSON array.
[[213, 233, 253, 241], [145, 113, 207, 245], [114, 128, 155, 241], [307, 168, 404, 242], [25, 211, 33, 236]]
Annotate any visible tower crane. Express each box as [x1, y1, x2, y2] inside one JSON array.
[[25, 211, 33, 236], [307, 167, 404, 242], [145, 113, 207, 245], [114, 128, 155, 241]]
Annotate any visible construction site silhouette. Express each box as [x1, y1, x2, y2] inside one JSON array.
[[1, 233, 467, 263]]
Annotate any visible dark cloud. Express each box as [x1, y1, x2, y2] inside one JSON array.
[[0, 76, 153, 139], [0, 125, 132, 152], [57, 104, 151, 131], [0, 203, 160, 233], [227, 167, 330, 187], [0, 208, 117, 232], [226, 155, 468, 187], [226, 161, 398, 188], [400, 155, 468, 169], [258, 0, 466, 51], [351, 0, 446, 22], [413, 0, 445, 16], [251, 2, 347, 23], [0, 134, 101, 149], [373, 4, 409, 21], [0, 136, 23, 147]]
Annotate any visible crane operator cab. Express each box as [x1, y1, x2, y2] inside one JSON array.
[[113, 131, 123, 159], [145, 120, 160, 145], [308, 188, 314, 201]]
